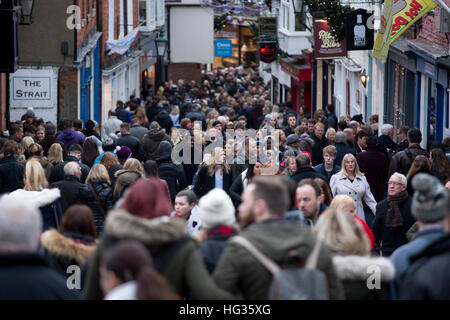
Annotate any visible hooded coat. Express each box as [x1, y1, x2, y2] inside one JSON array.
[[8, 188, 63, 231], [213, 220, 345, 300], [113, 169, 143, 201], [40, 229, 96, 278], [83, 209, 234, 300], [156, 141, 186, 201], [57, 129, 86, 151], [155, 110, 174, 135], [332, 255, 395, 300], [79, 179, 114, 235], [141, 129, 173, 161]]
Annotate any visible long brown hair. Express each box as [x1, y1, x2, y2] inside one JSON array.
[[314, 178, 333, 206], [207, 147, 230, 176], [100, 152, 119, 171], [60, 205, 97, 239], [406, 155, 432, 181], [430, 149, 450, 184]]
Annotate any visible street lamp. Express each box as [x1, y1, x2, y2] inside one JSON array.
[[360, 69, 369, 87], [18, 0, 35, 25], [155, 29, 168, 57]]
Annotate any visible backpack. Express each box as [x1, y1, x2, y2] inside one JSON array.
[[230, 236, 329, 300]]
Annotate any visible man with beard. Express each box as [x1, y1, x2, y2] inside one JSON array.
[[213, 176, 344, 299]]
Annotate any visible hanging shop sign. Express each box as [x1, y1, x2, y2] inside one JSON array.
[[259, 17, 278, 38], [259, 42, 277, 63], [215, 39, 233, 57], [345, 9, 375, 51], [314, 19, 347, 59], [372, 0, 436, 63]]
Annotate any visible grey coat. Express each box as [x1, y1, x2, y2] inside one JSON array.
[[330, 173, 377, 223]]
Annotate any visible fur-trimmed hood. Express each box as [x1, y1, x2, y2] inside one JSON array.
[[332, 255, 395, 282], [105, 209, 188, 246], [41, 229, 96, 264], [8, 188, 61, 208]]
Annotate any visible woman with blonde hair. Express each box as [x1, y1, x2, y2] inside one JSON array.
[[79, 164, 114, 235], [8, 158, 63, 230], [29, 143, 53, 181], [314, 208, 395, 300], [136, 107, 149, 129], [18, 135, 35, 162], [330, 194, 374, 249], [325, 128, 336, 145], [193, 147, 232, 198], [330, 153, 377, 224], [48, 143, 64, 165], [114, 158, 145, 201], [169, 106, 180, 127]]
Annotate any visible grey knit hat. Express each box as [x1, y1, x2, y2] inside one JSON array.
[[411, 173, 449, 223]]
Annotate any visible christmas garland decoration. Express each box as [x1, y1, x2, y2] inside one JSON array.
[[204, 0, 269, 14], [303, 0, 351, 42]]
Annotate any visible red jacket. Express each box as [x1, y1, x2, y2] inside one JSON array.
[[354, 214, 375, 250]]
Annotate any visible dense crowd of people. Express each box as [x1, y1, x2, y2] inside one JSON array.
[[0, 66, 449, 300]]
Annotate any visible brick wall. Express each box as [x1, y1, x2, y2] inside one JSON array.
[[417, 2, 450, 48], [168, 63, 202, 84], [59, 67, 79, 121], [76, 0, 98, 48]]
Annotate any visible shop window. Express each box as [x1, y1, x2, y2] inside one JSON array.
[[139, 0, 156, 31], [295, 12, 306, 31]]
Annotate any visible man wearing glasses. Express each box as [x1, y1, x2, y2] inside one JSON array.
[[372, 173, 415, 257]]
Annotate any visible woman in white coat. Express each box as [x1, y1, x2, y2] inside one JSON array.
[[330, 153, 377, 224]]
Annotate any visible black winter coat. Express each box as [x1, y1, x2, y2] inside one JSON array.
[[155, 111, 174, 135], [0, 253, 82, 299], [199, 233, 236, 274], [335, 142, 356, 168], [117, 134, 145, 161], [357, 147, 389, 202], [0, 156, 24, 195], [388, 144, 429, 177], [193, 165, 232, 199], [157, 149, 186, 201], [291, 167, 327, 185], [372, 197, 415, 256], [49, 156, 90, 184], [400, 234, 450, 299], [50, 175, 85, 214], [79, 179, 114, 235], [311, 134, 329, 166], [377, 135, 398, 160]]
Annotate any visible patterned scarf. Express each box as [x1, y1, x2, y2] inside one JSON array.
[[385, 190, 409, 228]]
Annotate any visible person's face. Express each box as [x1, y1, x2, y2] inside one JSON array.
[[174, 196, 194, 220], [36, 129, 45, 141], [315, 126, 324, 139], [300, 121, 307, 130], [215, 123, 223, 132], [238, 184, 256, 228], [253, 162, 263, 176], [288, 158, 297, 174], [327, 131, 336, 142], [344, 157, 356, 174], [269, 118, 277, 127], [347, 130, 355, 142], [388, 175, 406, 196], [323, 153, 335, 167], [397, 130, 406, 141], [307, 123, 315, 133], [296, 185, 321, 220], [225, 144, 233, 160], [445, 180, 450, 190], [248, 139, 257, 155], [279, 131, 286, 144], [358, 136, 367, 148], [288, 117, 296, 128], [15, 128, 24, 140]]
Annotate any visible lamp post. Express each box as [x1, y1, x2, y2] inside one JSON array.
[[154, 29, 168, 92], [360, 69, 368, 88], [18, 0, 35, 25]]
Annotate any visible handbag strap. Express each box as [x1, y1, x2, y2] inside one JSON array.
[[88, 184, 106, 217], [52, 203, 60, 229], [231, 236, 280, 276]]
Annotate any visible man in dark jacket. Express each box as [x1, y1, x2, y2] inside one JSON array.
[[324, 104, 338, 132], [314, 145, 341, 184], [0, 196, 81, 299], [296, 178, 329, 224], [50, 162, 85, 214], [396, 125, 409, 152], [156, 141, 186, 201], [0, 140, 24, 195], [49, 144, 90, 184], [357, 135, 389, 202], [283, 113, 297, 137], [142, 122, 173, 160], [377, 123, 398, 160], [291, 153, 328, 185], [310, 122, 328, 166], [56, 119, 86, 151], [388, 128, 429, 177], [213, 176, 344, 299], [372, 173, 415, 257], [129, 116, 148, 141], [39, 123, 68, 159], [114, 100, 130, 123], [334, 131, 355, 168], [391, 173, 448, 299], [117, 123, 145, 162], [155, 110, 174, 135]]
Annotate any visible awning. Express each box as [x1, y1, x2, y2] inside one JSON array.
[[335, 57, 361, 73], [106, 27, 139, 55], [279, 55, 312, 82], [75, 31, 102, 64], [407, 39, 449, 61]]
